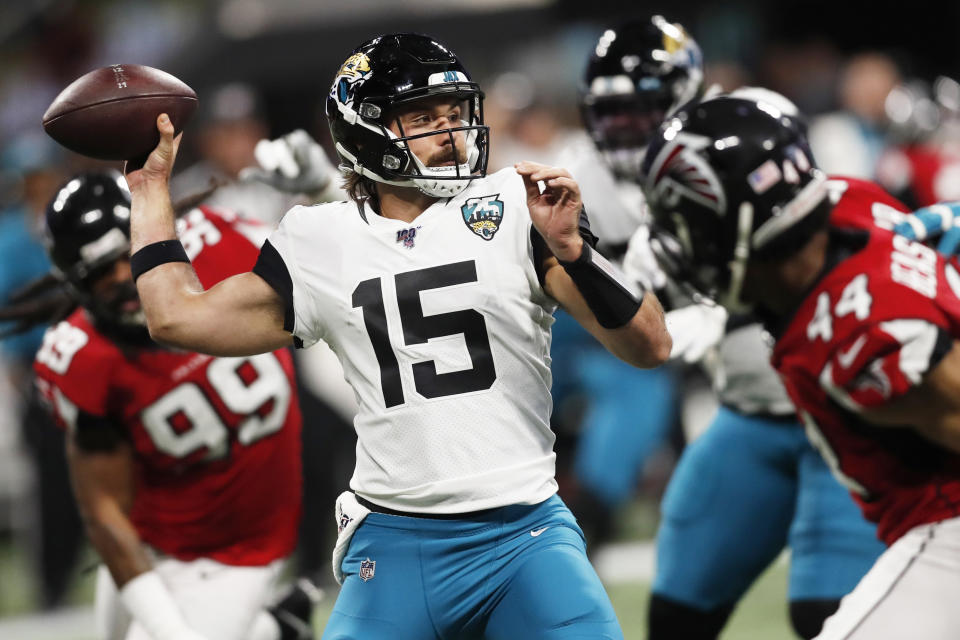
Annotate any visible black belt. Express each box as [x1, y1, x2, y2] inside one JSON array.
[[355, 495, 497, 520]]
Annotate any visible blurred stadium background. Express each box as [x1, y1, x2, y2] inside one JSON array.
[[2, 0, 959, 637]]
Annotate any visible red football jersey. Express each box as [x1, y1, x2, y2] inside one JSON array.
[[876, 144, 960, 207], [34, 206, 302, 565], [772, 177, 960, 545]]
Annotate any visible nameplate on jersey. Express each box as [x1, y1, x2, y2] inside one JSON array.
[[461, 194, 504, 241]]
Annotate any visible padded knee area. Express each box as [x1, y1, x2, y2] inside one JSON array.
[[647, 594, 734, 640]]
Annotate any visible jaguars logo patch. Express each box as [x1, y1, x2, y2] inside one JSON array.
[[461, 194, 504, 241], [332, 52, 372, 106]]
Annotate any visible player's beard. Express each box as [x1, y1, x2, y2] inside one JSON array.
[[87, 280, 151, 346], [100, 280, 144, 326], [427, 138, 467, 168]]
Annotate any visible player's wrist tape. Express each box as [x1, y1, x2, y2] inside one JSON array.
[[130, 240, 189, 282], [559, 242, 644, 329], [120, 571, 200, 640]]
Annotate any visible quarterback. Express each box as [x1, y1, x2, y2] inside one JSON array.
[[641, 94, 960, 639], [125, 33, 670, 639]]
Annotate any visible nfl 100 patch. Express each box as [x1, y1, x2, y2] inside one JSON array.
[[359, 558, 376, 582], [396, 227, 418, 249], [461, 194, 504, 240]]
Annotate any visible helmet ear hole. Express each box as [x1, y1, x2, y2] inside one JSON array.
[[359, 103, 382, 119]]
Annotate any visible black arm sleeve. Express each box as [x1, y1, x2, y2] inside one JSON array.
[[559, 243, 643, 329], [73, 411, 128, 453]]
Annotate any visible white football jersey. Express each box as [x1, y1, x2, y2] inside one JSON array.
[[259, 168, 560, 513]]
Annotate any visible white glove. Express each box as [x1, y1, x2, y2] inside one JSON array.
[[623, 225, 668, 292], [240, 129, 337, 196], [120, 571, 212, 640], [666, 303, 728, 364]]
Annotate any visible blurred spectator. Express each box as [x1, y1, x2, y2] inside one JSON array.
[[0, 131, 83, 610], [703, 61, 751, 95], [0, 133, 61, 365], [0, 5, 95, 142], [875, 77, 960, 207], [484, 72, 580, 170], [807, 52, 902, 177], [759, 40, 841, 116], [171, 83, 300, 226]]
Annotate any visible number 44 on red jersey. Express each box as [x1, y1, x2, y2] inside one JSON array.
[[772, 177, 960, 545]]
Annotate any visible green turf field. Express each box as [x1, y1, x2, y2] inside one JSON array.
[[307, 561, 794, 639], [0, 551, 795, 639], [1, 522, 796, 639]]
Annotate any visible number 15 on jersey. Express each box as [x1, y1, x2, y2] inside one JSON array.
[[352, 260, 497, 408]]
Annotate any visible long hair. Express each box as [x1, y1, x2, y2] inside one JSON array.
[[0, 274, 77, 338], [342, 170, 380, 212], [0, 188, 222, 339]]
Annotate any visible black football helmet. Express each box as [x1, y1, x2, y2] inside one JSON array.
[[639, 95, 829, 312], [45, 170, 147, 341], [581, 16, 703, 180], [326, 33, 489, 198]]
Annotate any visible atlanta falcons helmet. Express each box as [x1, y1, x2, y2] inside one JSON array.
[[326, 33, 489, 198], [639, 95, 829, 312], [581, 16, 704, 179], [45, 170, 148, 341]]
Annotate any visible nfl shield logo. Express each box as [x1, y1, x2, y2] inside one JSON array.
[[359, 558, 376, 582], [461, 194, 504, 240]]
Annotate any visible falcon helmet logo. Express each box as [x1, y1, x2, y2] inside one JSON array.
[[359, 558, 376, 582], [461, 194, 504, 240], [645, 131, 726, 216]]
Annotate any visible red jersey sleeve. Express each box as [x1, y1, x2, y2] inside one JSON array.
[[33, 314, 116, 430], [826, 176, 911, 230], [819, 319, 953, 412], [176, 206, 266, 288]]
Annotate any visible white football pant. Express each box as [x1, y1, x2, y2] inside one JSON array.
[[94, 555, 285, 640], [815, 516, 960, 639]]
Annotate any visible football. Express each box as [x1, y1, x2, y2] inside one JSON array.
[[42, 63, 197, 162]]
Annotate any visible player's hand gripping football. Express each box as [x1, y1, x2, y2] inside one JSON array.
[[516, 161, 584, 262], [124, 113, 181, 191]]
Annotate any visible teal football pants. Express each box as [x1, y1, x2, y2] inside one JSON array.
[[653, 407, 884, 607], [322, 494, 623, 640]]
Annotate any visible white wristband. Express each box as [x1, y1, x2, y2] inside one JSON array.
[[119, 571, 206, 640]]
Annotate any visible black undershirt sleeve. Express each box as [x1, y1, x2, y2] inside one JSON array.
[[73, 411, 128, 453], [252, 240, 303, 348], [929, 326, 954, 373]]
